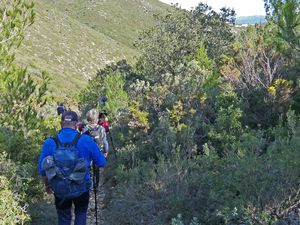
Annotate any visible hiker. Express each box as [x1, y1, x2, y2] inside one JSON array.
[[82, 109, 109, 158], [38, 110, 106, 225], [57, 103, 67, 115], [76, 119, 88, 133], [98, 110, 110, 133]]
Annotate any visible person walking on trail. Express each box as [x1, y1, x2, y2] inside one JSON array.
[[98, 110, 110, 133], [57, 103, 67, 115], [38, 110, 106, 225], [82, 109, 109, 158]]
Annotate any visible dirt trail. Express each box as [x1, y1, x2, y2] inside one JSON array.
[[87, 173, 106, 225]]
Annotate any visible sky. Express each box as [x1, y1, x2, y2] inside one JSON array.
[[159, 0, 266, 17]]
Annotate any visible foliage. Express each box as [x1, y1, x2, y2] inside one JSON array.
[[192, 4, 235, 63], [135, 4, 234, 83], [0, 152, 30, 224], [0, 0, 49, 161], [0, 0, 35, 71], [264, 0, 300, 52], [0, 1, 53, 223], [128, 100, 149, 130], [103, 71, 128, 118], [220, 25, 295, 128], [171, 214, 200, 225], [79, 2, 300, 225], [0, 176, 30, 224], [79, 60, 131, 116], [221, 25, 284, 91], [208, 84, 243, 156], [264, 0, 300, 82], [103, 115, 300, 224]]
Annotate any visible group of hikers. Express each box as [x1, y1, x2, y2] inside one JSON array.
[[38, 102, 111, 225]]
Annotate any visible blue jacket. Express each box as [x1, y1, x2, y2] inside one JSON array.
[[38, 128, 106, 182]]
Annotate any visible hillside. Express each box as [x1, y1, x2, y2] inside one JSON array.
[[16, 0, 169, 99], [44, 0, 169, 49]]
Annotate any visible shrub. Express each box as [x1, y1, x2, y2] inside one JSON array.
[[0, 152, 30, 224]]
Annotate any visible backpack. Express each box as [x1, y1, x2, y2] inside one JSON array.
[[84, 125, 105, 148], [41, 133, 89, 199]]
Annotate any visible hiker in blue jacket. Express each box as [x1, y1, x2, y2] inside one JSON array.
[[38, 110, 106, 225]]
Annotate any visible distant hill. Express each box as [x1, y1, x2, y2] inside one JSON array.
[[236, 15, 266, 25], [16, 0, 169, 99]]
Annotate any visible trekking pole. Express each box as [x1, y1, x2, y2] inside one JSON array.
[[108, 131, 117, 160], [92, 164, 98, 225]]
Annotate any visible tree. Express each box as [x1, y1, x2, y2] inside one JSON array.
[[264, 0, 300, 52], [0, 0, 50, 163], [221, 26, 284, 91], [135, 4, 235, 83], [79, 60, 131, 116], [0, 1, 49, 223], [0, 0, 34, 71]]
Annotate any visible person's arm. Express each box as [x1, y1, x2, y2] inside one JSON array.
[[38, 138, 54, 176], [103, 132, 109, 158], [38, 138, 55, 194], [85, 136, 106, 167]]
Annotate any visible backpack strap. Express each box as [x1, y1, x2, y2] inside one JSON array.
[[71, 133, 81, 146], [51, 133, 81, 148], [82, 128, 90, 136], [51, 135, 61, 148]]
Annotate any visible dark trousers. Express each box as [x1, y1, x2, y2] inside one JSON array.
[[55, 192, 89, 225]]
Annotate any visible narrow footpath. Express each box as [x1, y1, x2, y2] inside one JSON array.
[[87, 174, 106, 225]]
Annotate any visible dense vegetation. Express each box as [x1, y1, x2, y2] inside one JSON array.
[[81, 0, 300, 224], [0, 0, 299, 224]]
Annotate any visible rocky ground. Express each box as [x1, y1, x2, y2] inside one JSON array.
[[276, 208, 300, 225]]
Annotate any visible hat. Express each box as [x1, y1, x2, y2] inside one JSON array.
[[61, 111, 78, 122]]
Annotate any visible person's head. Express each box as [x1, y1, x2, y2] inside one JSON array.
[[99, 109, 107, 119], [86, 109, 99, 124], [61, 111, 78, 129]]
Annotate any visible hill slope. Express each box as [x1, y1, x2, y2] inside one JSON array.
[[16, 0, 169, 99], [44, 0, 169, 49]]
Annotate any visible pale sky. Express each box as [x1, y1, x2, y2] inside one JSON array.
[[159, 0, 266, 17]]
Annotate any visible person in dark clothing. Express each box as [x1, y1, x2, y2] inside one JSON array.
[[38, 111, 106, 225], [57, 103, 67, 115]]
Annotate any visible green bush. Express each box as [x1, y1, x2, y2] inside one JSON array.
[[0, 152, 30, 224], [103, 118, 300, 224], [0, 176, 30, 224]]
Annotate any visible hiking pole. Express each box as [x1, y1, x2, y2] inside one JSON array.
[[108, 130, 117, 160], [92, 164, 99, 225]]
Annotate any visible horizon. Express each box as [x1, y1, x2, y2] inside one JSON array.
[[159, 0, 266, 17]]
